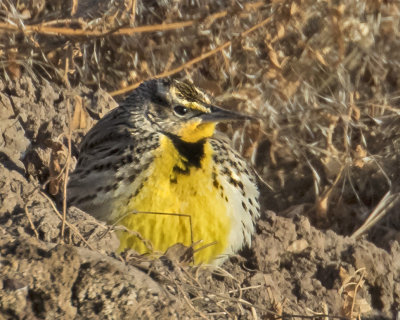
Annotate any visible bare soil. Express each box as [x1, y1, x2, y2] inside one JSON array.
[[1, 0, 400, 319], [1, 75, 399, 319]]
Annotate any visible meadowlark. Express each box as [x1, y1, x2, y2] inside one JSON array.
[[68, 78, 260, 265]]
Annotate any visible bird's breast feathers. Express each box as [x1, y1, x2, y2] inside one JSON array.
[[114, 134, 256, 264]]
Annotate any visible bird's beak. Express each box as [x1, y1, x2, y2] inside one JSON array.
[[200, 105, 256, 123]]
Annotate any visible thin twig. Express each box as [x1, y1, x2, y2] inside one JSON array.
[[129, 0, 137, 26], [177, 285, 209, 320], [24, 203, 39, 239], [0, 20, 194, 36], [350, 268, 366, 318], [60, 57, 72, 239], [39, 191, 95, 251], [351, 191, 400, 238]]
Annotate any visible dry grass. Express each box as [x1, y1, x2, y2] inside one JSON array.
[[2, 0, 398, 244], [1, 0, 400, 318]]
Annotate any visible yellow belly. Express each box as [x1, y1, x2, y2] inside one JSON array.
[[115, 136, 230, 264]]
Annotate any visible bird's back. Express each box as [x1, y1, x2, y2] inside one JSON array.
[[68, 106, 159, 221]]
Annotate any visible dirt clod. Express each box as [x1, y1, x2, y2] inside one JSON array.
[[1, 0, 400, 318]]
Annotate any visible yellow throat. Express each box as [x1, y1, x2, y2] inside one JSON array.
[[116, 122, 231, 264]]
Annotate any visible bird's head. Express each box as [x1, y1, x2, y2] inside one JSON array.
[[131, 78, 254, 143]]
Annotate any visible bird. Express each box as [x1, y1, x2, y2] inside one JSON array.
[[68, 78, 260, 265]]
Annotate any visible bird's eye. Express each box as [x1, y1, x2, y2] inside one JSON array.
[[173, 105, 189, 117]]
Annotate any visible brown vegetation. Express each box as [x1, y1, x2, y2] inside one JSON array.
[[1, 0, 400, 318]]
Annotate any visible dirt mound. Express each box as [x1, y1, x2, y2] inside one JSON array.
[[1, 0, 400, 318], [1, 76, 399, 319]]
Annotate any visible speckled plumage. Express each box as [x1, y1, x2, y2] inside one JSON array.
[[68, 78, 260, 264]]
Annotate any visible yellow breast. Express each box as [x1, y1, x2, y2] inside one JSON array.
[[115, 135, 230, 264]]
